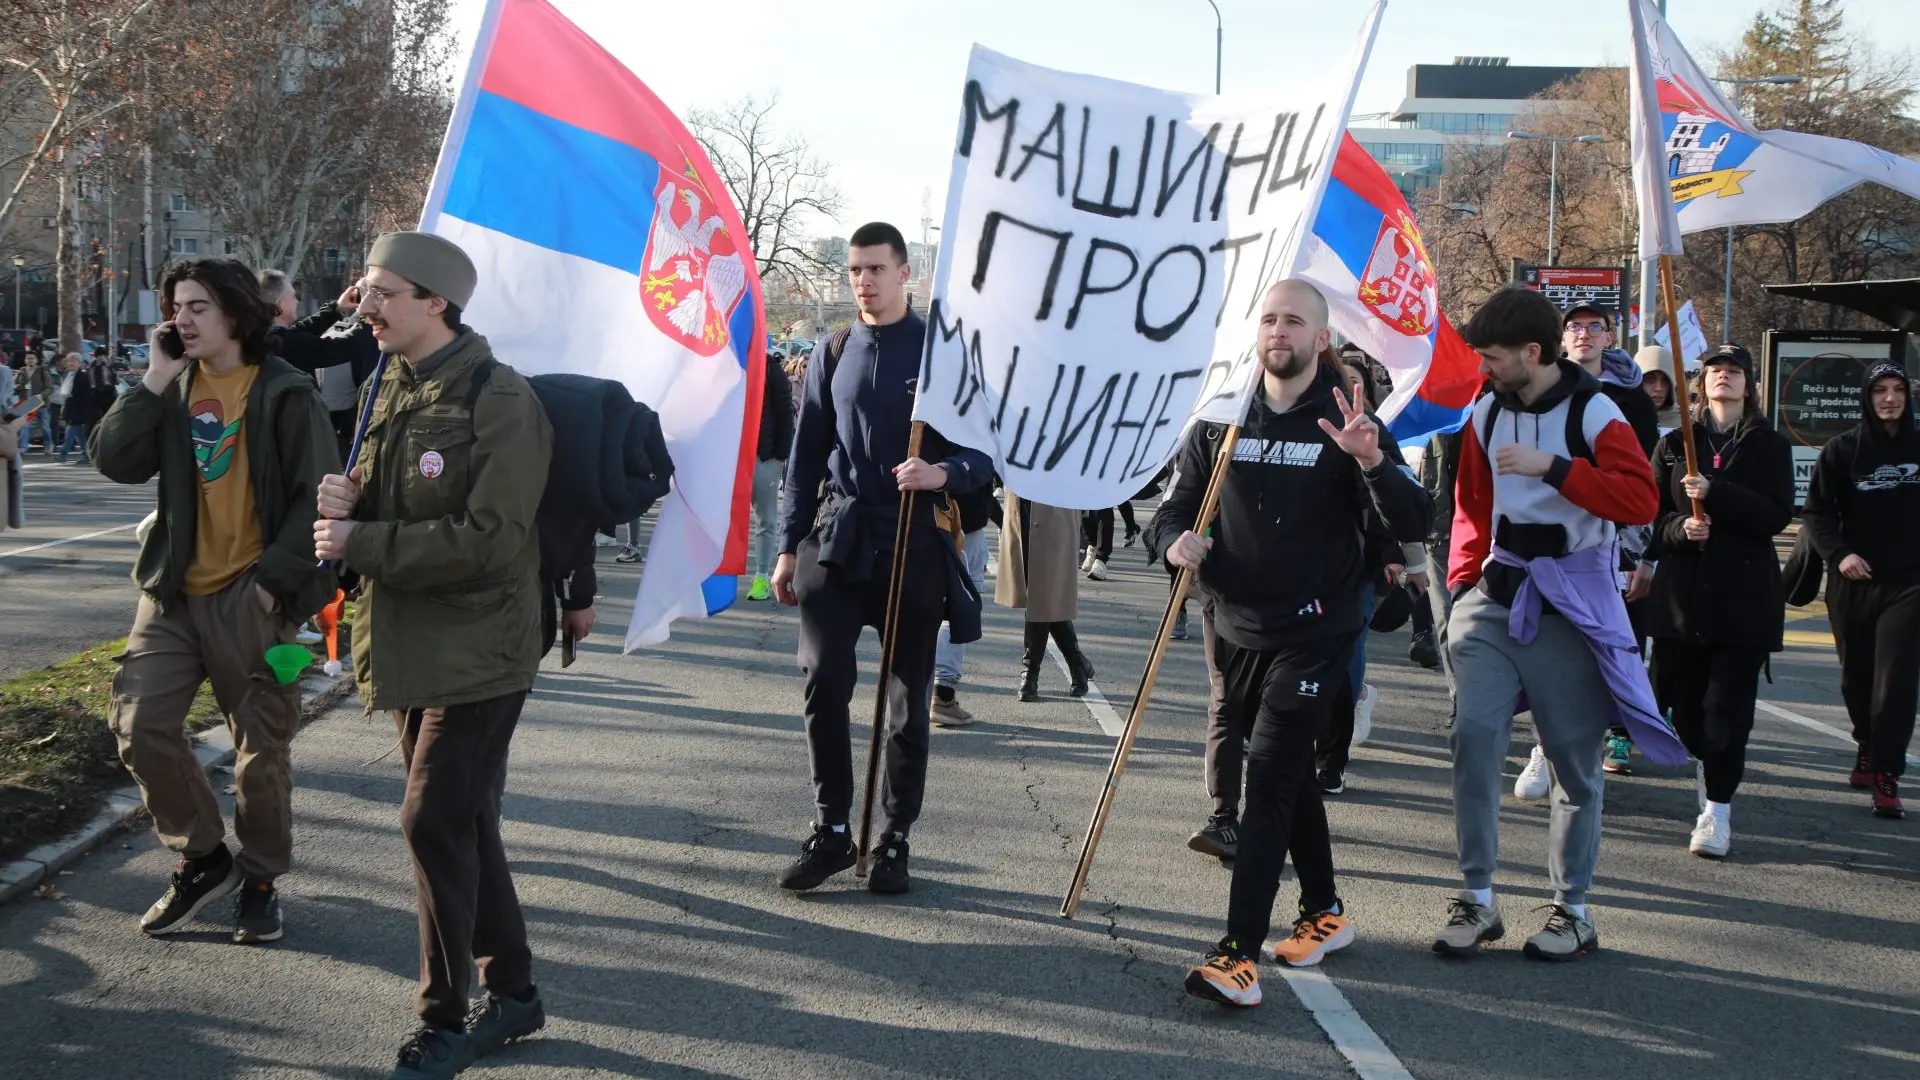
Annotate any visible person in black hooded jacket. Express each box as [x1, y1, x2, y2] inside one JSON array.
[[1644, 344, 1793, 857], [1802, 362, 1920, 819], [1152, 279, 1428, 1009]]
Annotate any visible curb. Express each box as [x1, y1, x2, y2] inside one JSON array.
[[0, 666, 358, 908]]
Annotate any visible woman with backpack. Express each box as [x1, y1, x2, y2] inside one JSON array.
[[1643, 344, 1793, 858]]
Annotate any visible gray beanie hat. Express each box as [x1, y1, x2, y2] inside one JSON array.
[[367, 231, 477, 309]]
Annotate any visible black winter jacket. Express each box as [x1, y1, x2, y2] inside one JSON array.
[[757, 354, 794, 462], [1644, 414, 1794, 651], [1147, 364, 1430, 650]]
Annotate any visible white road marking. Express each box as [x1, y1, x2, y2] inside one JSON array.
[[0, 522, 139, 560], [1045, 643, 1125, 737], [1757, 699, 1920, 768], [1052, 644, 1419, 1080], [1279, 967, 1420, 1080]]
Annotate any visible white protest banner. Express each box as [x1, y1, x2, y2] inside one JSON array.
[[913, 5, 1383, 510], [1652, 298, 1709, 371]]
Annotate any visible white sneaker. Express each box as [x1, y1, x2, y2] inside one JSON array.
[[1081, 548, 1097, 572], [1351, 683, 1374, 747], [1514, 745, 1551, 800], [1689, 808, 1731, 858], [1086, 558, 1109, 581]]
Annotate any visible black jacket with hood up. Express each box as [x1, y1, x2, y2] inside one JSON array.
[[1802, 363, 1920, 587], [1147, 363, 1431, 650]]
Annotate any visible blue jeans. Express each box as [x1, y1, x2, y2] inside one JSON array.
[[933, 529, 989, 687], [58, 419, 88, 462], [18, 406, 52, 454]]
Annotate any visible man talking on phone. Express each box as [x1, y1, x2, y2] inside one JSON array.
[[90, 257, 340, 945]]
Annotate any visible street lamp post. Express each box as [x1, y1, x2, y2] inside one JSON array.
[[1709, 74, 1803, 342], [1507, 131, 1606, 267], [1202, 0, 1222, 94], [10, 255, 23, 333]]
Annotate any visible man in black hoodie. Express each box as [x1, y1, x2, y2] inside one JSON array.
[[1802, 363, 1920, 819], [1153, 279, 1429, 1008]]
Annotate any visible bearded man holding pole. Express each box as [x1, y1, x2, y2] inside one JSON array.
[[1151, 279, 1430, 1008]]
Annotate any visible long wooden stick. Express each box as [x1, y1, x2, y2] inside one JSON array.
[[1658, 255, 1705, 519], [854, 420, 927, 877], [1060, 414, 1245, 919]]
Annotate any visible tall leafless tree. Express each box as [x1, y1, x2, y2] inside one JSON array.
[[689, 94, 845, 296]]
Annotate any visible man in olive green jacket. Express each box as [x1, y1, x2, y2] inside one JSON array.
[[312, 232, 553, 1080], [91, 257, 339, 945]]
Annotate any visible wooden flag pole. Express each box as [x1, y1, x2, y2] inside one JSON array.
[[1060, 389, 1252, 919], [1657, 254, 1706, 519], [854, 421, 928, 877]]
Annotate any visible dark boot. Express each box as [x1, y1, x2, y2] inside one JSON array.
[[1052, 621, 1094, 697], [1018, 622, 1046, 701]]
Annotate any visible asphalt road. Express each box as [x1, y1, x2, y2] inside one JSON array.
[[0, 457, 153, 681], [1, 516, 1914, 1079]]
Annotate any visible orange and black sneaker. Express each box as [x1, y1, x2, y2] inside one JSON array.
[[1272, 903, 1353, 968], [1185, 938, 1262, 1007]]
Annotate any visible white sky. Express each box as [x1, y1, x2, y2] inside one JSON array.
[[445, 0, 1920, 244]]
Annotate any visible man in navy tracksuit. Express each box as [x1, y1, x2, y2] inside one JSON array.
[[1155, 279, 1429, 1007], [770, 222, 990, 895]]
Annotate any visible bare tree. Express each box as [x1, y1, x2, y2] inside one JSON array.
[[0, 0, 159, 250], [689, 94, 844, 293], [149, 0, 454, 275]]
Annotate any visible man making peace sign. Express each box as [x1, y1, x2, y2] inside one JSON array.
[[1148, 279, 1430, 1008]]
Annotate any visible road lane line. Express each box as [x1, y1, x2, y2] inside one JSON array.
[[0, 522, 138, 560], [1050, 645, 1420, 1080], [1046, 643, 1125, 737], [1279, 967, 1419, 1080], [1758, 699, 1920, 768]]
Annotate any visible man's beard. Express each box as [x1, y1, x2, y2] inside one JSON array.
[[1262, 346, 1312, 381]]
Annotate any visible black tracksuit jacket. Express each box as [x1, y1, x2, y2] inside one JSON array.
[[1147, 364, 1431, 651]]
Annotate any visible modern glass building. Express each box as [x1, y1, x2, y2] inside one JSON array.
[[1349, 57, 1601, 197]]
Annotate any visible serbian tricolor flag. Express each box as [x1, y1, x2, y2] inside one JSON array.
[[1299, 134, 1480, 443], [419, 0, 766, 650]]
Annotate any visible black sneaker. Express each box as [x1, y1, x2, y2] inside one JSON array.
[[466, 986, 545, 1059], [1317, 769, 1346, 796], [389, 1024, 472, 1080], [233, 877, 283, 944], [1408, 631, 1440, 670], [140, 845, 240, 936], [867, 831, 911, 895], [1187, 814, 1239, 859], [775, 824, 856, 891]]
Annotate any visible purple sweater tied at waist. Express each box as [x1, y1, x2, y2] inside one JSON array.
[[1490, 543, 1686, 765]]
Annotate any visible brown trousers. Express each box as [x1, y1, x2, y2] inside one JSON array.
[[109, 570, 301, 881], [395, 692, 532, 1030]]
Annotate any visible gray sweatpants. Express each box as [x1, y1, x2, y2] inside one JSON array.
[[1447, 587, 1611, 907]]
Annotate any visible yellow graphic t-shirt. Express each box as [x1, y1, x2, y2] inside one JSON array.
[[181, 363, 263, 596]]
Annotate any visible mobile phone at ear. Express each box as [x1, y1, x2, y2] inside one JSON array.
[[158, 324, 185, 359]]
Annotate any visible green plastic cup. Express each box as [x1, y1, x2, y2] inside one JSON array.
[[264, 643, 312, 686]]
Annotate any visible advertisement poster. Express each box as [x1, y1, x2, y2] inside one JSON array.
[[1767, 330, 1907, 504]]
